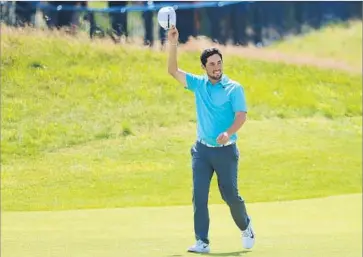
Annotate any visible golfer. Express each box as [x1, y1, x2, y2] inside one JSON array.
[[166, 25, 255, 253]]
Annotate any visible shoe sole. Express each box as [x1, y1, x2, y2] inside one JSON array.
[[187, 249, 210, 253]]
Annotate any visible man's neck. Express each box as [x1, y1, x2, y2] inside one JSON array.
[[208, 77, 222, 85]]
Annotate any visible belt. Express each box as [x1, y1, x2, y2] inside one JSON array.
[[198, 139, 234, 148]]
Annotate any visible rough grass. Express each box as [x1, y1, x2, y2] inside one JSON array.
[[1, 26, 362, 211], [270, 20, 362, 68], [1, 118, 361, 211]]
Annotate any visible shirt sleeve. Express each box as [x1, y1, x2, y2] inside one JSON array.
[[185, 73, 202, 92], [230, 85, 248, 112]]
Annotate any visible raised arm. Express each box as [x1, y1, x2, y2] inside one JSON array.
[[167, 26, 187, 86]]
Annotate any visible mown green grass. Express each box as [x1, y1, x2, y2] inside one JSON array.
[[1, 28, 362, 211], [270, 20, 362, 68], [2, 195, 361, 257]]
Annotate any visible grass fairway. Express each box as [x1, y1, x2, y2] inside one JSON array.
[[2, 194, 361, 257]]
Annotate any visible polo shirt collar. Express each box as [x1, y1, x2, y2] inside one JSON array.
[[205, 74, 229, 86]]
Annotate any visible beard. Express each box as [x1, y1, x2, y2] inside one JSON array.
[[208, 71, 223, 81]]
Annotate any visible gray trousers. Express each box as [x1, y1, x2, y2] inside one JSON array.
[[191, 141, 250, 244]]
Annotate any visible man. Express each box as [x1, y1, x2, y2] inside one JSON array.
[[14, 1, 37, 27], [166, 25, 255, 253], [108, 1, 128, 43]]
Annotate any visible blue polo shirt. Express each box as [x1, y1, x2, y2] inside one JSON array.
[[185, 73, 247, 146]]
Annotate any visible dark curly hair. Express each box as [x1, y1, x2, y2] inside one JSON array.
[[200, 48, 223, 67]]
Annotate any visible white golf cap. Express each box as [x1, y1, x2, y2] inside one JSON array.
[[157, 6, 176, 30]]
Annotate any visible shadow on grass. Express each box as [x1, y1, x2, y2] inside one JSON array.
[[168, 250, 250, 257], [205, 251, 250, 256]]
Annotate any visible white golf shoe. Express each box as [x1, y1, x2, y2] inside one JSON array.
[[242, 218, 255, 249], [187, 239, 210, 253]]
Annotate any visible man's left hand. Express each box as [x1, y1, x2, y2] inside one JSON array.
[[216, 132, 230, 145]]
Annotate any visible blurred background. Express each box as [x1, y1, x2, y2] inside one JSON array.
[[1, 1, 362, 47]]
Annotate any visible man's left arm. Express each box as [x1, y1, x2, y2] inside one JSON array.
[[226, 111, 247, 135], [217, 85, 247, 144]]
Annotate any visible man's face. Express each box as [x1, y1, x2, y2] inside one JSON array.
[[203, 54, 223, 81]]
